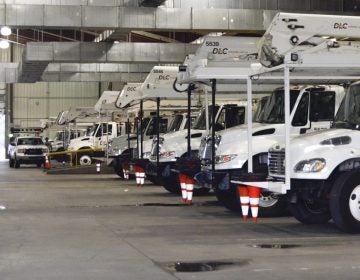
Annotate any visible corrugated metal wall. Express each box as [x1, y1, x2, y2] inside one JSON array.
[[13, 82, 100, 129]]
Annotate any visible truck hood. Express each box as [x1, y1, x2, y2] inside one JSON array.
[[288, 128, 353, 152], [270, 128, 357, 180], [215, 122, 281, 156], [218, 122, 279, 145], [162, 129, 205, 145]]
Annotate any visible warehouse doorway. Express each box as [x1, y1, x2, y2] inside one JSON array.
[[0, 114, 5, 160]]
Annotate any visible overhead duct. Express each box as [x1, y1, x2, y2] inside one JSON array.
[[18, 42, 198, 82], [2, 5, 269, 31]]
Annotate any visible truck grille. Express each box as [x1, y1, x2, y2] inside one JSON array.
[[268, 150, 285, 175], [25, 148, 43, 155]]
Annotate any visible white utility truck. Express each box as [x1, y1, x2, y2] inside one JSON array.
[[167, 36, 273, 196], [234, 12, 360, 232], [67, 91, 126, 165], [202, 85, 345, 215], [108, 67, 196, 178]]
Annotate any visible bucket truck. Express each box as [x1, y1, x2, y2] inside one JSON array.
[[108, 69, 197, 179], [159, 36, 271, 197], [201, 85, 345, 215], [234, 12, 360, 232], [67, 91, 126, 165]]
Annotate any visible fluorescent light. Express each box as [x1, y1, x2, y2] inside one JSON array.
[[0, 40, 10, 49], [0, 26, 11, 36]]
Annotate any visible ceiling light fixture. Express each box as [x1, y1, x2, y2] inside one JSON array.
[[0, 40, 10, 49], [0, 26, 11, 36]]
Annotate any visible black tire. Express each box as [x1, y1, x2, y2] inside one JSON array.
[[330, 171, 360, 233], [9, 158, 14, 168], [214, 184, 241, 212], [36, 162, 42, 168], [288, 194, 331, 225], [162, 174, 181, 194], [14, 157, 20, 168], [259, 192, 288, 217], [146, 174, 163, 185], [112, 158, 125, 178]]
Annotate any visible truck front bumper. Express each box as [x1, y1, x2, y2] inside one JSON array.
[[230, 172, 287, 194]]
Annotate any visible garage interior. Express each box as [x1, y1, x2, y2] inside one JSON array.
[[1, 1, 360, 279]]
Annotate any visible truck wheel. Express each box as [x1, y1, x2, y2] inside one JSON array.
[[259, 192, 288, 217], [14, 157, 20, 168], [146, 174, 163, 185], [78, 154, 92, 166], [214, 184, 241, 212], [162, 175, 181, 194], [112, 158, 125, 178], [288, 195, 331, 224], [330, 171, 360, 233], [36, 162, 42, 168], [9, 158, 14, 168]]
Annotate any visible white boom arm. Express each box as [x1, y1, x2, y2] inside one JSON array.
[[177, 36, 259, 84], [260, 12, 360, 67], [94, 91, 121, 113], [115, 83, 143, 109]]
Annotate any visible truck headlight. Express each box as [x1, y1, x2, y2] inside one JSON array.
[[42, 148, 49, 153], [294, 158, 326, 173], [215, 154, 237, 164], [17, 148, 25, 153]]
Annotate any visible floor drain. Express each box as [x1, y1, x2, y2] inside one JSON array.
[[252, 244, 301, 249], [161, 260, 249, 273]]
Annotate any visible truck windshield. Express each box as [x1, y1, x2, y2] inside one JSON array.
[[55, 131, 65, 141], [86, 124, 99, 136], [192, 106, 220, 130], [146, 118, 168, 135], [260, 89, 300, 124], [253, 96, 269, 122], [17, 138, 44, 145], [140, 117, 150, 134], [333, 84, 360, 129], [167, 114, 183, 132]]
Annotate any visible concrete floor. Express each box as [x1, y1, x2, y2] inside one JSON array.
[[1, 162, 360, 280]]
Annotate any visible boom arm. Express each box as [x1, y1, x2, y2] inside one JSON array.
[[260, 12, 360, 67]]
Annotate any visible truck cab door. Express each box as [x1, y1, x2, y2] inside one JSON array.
[[99, 123, 114, 147], [290, 91, 310, 135], [308, 91, 336, 133]]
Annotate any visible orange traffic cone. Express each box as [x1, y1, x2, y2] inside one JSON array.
[[134, 165, 140, 187], [139, 166, 145, 187], [44, 154, 51, 170], [248, 186, 261, 222], [179, 173, 187, 203], [122, 163, 129, 180], [237, 186, 249, 221], [185, 176, 195, 205]]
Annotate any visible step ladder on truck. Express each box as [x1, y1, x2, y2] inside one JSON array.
[[233, 12, 360, 232]]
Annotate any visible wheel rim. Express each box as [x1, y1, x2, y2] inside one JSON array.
[[349, 185, 360, 222], [79, 155, 92, 166], [259, 192, 279, 208]]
